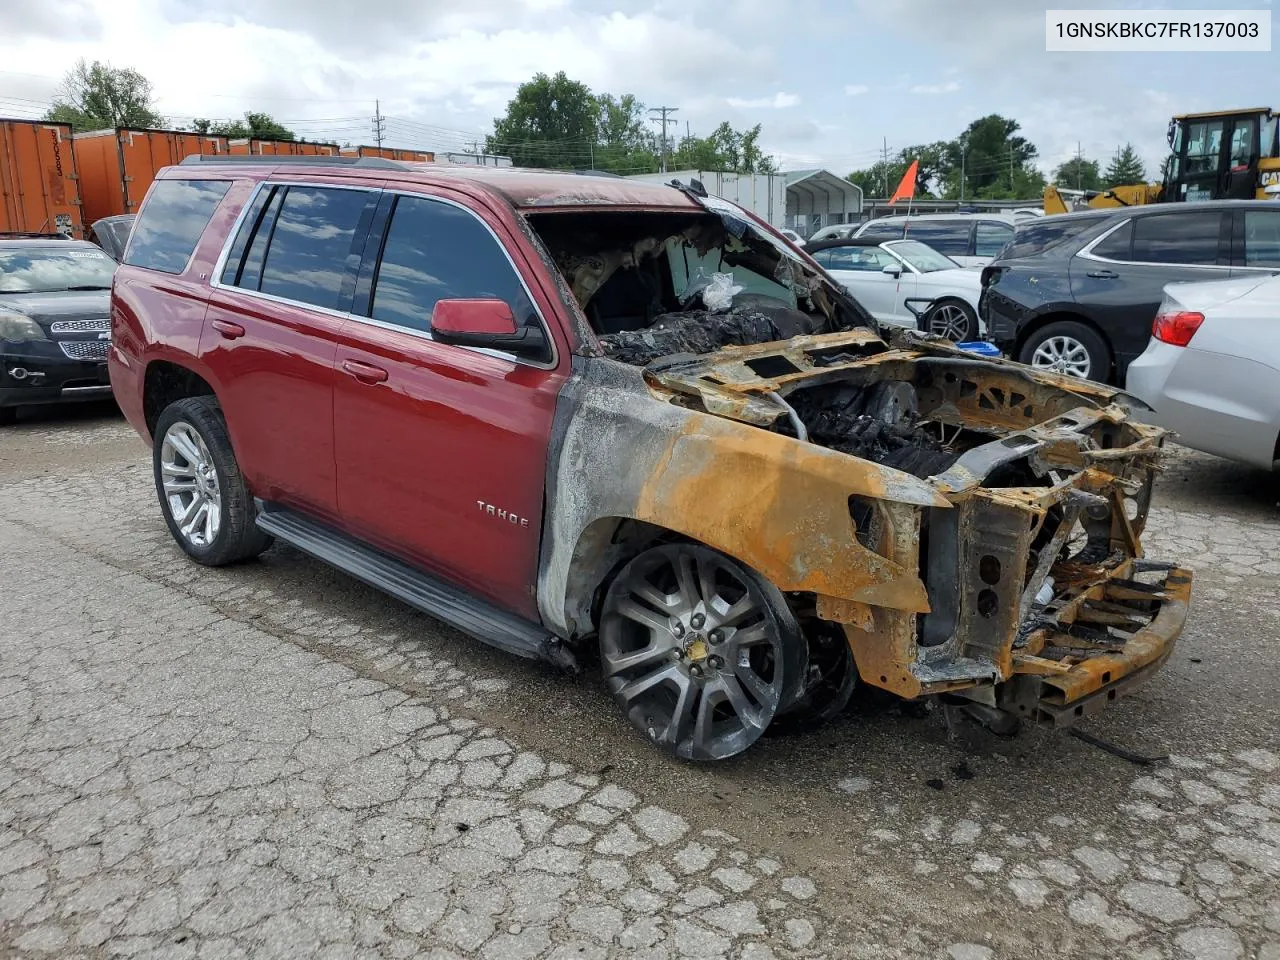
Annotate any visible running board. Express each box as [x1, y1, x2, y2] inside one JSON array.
[[254, 503, 577, 672]]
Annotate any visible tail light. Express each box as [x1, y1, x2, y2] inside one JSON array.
[[1152, 308, 1205, 347]]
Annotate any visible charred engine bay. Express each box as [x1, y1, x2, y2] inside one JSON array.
[[527, 210, 870, 367], [788, 381, 957, 479]]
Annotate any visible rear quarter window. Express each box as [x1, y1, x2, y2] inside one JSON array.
[[856, 220, 906, 241], [124, 179, 232, 274], [902, 220, 971, 256], [1001, 217, 1107, 260]]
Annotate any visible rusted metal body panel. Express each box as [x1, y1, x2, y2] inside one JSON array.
[[538, 328, 1187, 725], [0, 119, 81, 237], [74, 128, 230, 223], [339, 145, 436, 163], [228, 139, 340, 157]]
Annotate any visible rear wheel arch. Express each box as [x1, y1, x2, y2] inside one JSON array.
[[143, 360, 216, 440]]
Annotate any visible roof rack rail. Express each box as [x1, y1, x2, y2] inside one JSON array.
[[178, 154, 407, 170]]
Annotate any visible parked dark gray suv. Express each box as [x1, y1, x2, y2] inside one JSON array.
[[980, 201, 1280, 383]]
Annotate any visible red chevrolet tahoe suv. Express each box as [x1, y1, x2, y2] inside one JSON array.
[[110, 155, 1190, 761]]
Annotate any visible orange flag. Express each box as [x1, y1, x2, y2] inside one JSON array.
[[889, 159, 918, 204]]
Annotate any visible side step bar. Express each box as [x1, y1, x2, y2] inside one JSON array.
[[255, 503, 578, 672]]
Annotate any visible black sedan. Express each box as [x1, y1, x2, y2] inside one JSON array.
[[980, 200, 1280, 383], [0, 239, 116, 425]]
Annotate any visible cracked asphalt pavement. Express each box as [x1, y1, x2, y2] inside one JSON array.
[[2, 402, 1278, 960]]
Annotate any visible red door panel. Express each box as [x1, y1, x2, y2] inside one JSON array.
[[333, 323, 564, 618], [199, 289, 345, 518]]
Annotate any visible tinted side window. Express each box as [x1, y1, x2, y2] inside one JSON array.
[[370, 195, 541, 342], [974, 222, 1014, 258], [1243, 210, 1280, 267], [904, 221, 970, 256], [124, 179, 231, 274], [1002, 217, 1105, 260], [858, 220, 905, 241], [256, 187, 374, 310], [1131, 212, 1224, 265], [1090, 221, 1133, 260]]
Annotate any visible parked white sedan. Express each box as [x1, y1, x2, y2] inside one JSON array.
[[1127, 274, 1280, 470], [806, 238, 983, 341]]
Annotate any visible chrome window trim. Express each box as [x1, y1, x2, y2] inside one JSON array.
[[209, 180, 560, 371], [1077, 214, 1232, 270]]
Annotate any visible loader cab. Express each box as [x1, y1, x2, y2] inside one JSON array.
[[1163, 108, 1280, 202]]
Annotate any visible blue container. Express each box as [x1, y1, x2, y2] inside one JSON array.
[[956, 341, 1002, 358]]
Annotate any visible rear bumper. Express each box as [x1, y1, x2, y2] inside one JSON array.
[[999, 562, 1192, 727]]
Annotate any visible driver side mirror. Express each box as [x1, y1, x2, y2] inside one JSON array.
[[431, 299, 549, 361], [882, 263, 903, 277]]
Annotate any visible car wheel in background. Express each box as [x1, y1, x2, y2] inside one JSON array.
[[924, 299, 977, 342], [153, 396, 272, 566], [598, 543, 807, 761], [1018, 321, 1112, 382]]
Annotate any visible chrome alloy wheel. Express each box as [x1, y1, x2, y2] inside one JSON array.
[[926, 302, 972, 341], [599, 545, 791, 760], [1030, 335, 1092, 378], [159, 422, 222, 548]]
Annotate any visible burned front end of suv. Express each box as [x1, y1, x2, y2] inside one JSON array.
[[529, 190, 1190, 744]]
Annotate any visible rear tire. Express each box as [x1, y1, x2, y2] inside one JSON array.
[[1018, 321, 1112, 382], [153, 396, 272, 566], [924, 298, 977, 342]]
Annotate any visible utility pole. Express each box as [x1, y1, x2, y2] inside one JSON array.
[[1009, 149, 1015, 193], [959, 142, 966, 202], [372, 100, 385, 149], [881, 136, 890, 196], [649, 106, 678, 173], [1076, 141, 1083, 190]]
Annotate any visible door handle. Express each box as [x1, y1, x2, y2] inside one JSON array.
[[341, 359, 389, 384], [210, 319, 245, 339], [1086, 269, 1119, 279]]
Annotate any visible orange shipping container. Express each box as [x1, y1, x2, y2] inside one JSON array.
[[0, 119, 82, 238], [339, 144, 435, 163], [74, 128, 231, 224], [228, 138, 340, 157]]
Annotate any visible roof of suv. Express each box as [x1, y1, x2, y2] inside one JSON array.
[[861, 212, 1018, 224], [1038, 199, 1266, 224], [164, 157, 702, 213]]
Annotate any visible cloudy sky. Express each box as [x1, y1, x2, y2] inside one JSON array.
[[0, 0, 1271, 179]]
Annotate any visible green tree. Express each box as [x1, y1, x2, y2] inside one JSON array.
[[44, 59, 164, 130], [1054, 155, 1103, 192], [1104, 143, 1147, 187], [191, 112, 296, 141], [670, 122, 778, 174], [846, 160, 907, 199], [941, 114, 1039, 199], [594, 94, 657, 173], [487, 72, 599, 169]]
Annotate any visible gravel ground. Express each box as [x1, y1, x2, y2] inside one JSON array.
[[1, 401, 1278, 960]]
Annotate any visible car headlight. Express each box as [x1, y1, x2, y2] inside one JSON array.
[[0, 311, 46, 342]]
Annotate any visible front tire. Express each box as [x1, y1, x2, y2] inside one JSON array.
[[924, 298, 977, 342], [598, 544, 806, 761], [153, 396, 272, 566], [1018, 321, 1112, 382]]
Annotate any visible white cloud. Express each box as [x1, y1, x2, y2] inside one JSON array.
[[843, 84, 870, 96], [910, 81, 960, 94], [726, 92, 800, 109]]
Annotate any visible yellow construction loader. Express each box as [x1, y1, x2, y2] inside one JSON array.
[[1044, 107, 1280, 214]]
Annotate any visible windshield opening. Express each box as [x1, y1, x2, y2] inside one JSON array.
[[0, 247, 117, 294], [524, 209, 871, 365], [886, 240, 956, 273]]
